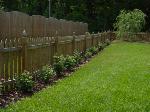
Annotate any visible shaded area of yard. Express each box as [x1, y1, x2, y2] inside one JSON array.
[[1, 41, 150, 112]]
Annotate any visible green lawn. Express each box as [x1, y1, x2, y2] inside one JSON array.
[[1, 41, 150, 112]]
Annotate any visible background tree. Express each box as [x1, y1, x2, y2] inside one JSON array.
[[114, 9, 146, 38], [1, 0, 150, 32], [0, 0, 3, 11]]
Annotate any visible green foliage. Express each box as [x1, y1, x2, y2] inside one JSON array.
[[98, 42, 104, 51], [73, 50, 82, 64], [38, 65, 55, 83], [0, 0, 3, 11], [53, 55, 65, 76], [88, 47, 98, 55], [84, 50, 92, 59], [2, 0, 150, 32], [16, 71, 34, 93], [64, 55, 76, 71], [84, 45, 104, 60], [105, 39, 111, 46], [114, 9, 146, 38], [0, 6, 3, 11]]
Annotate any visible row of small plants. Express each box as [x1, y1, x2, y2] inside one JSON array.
[[15, 40, 111, 93]]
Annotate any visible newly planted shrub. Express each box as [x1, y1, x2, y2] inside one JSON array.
[[16, 71, 34, 93], [53, 55, 65, 76], [98, 42, 104, 51], [84, 50, 92, 60], [73, 50, 82, 64], [64, 55, 76, 71], [88, 47, 98, 55], [80, 51, 86, 60], [38, 65, 55, 83], [105, 39, 111, 46]]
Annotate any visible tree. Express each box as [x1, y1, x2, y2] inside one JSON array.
[[114, 9, 146, 38], [0, 0, 3, 11], [1, 0, 150, 32]]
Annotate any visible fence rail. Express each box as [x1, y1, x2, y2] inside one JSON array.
[[0, 11, 88, 39], [123, 33, 150, 42]]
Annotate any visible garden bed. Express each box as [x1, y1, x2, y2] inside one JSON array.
[[0, 41, 109, 108]]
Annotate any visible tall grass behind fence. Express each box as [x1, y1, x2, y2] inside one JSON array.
[[0, 11, 88, 39], [0, 32, 115, 93]]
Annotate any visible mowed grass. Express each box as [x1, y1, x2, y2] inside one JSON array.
[[1, 41, 150, 112]]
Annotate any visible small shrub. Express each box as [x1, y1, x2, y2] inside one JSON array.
[[32, 70, 40, 81], [105, 39, 111, 46], [64, 55, 76, 71], [53, 55, 65, 76], [0, 3, 3, 12], [80, 51, 85, 59], [88, 47, 98, 55], [38, 65, 55, 83], [16, 71, 34, 93], [98, 42, 104, 51], [73, 50, 82, 64], [84, 50, 92, 59]]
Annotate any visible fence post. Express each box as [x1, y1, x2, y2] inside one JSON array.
[[21, 30, 28, 71], [102, 32, 104, 43], [148, 33, 150, 42], [84, 32, 88, 51], [55, 31, 59, 55], [92, 32, 94, 46], [97, 32, 100, 43], [108, 31, 112, 41], [96, 32, 99, 46], [72, 32, 76, 54], [104, 31, 106, 43]]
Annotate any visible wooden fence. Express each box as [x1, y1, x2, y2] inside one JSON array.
[[0, 31, 150, 93], [0, 11, 88, 39], [123, 33, 150, 42], [0, 32, 115, 93]]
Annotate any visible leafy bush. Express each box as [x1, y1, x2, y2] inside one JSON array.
[[98, 42, 104, 51], [64, 55, 76, 71], [80, 51, 85, 59], [105, 39, 111, 46], [38, 65, 55, 83], [53, 55, 65, 76], [114, 9, 146, 38], [84, 50, 92, 59], [16, 71, 34, 92], [73, 50, 82, 64], [0, 1, 3, 12], [88, 47, 98, 55]]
